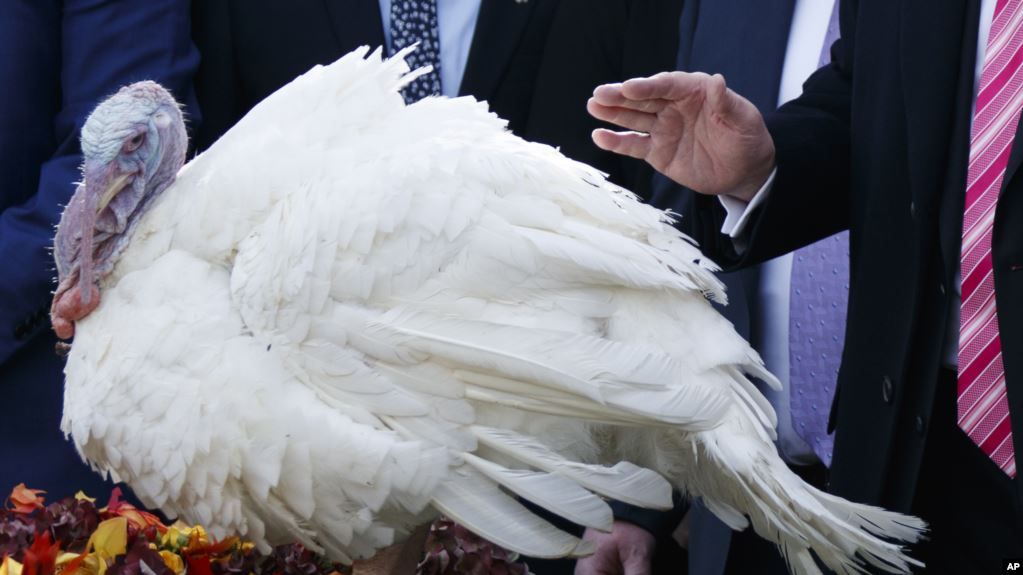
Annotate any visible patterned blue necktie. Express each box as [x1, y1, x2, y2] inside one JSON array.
[[389, 0, 443, 103], [788, 1, 845, 467]]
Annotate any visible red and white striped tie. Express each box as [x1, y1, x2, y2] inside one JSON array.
[[958, 0, 1023, 478]]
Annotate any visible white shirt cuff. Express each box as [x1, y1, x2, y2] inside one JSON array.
[[718, 168, 777, 238]]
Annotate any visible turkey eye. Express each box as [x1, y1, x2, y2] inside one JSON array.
[[124, 133, 145, 153]]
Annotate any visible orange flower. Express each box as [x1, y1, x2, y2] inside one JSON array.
[[99, 489, 165, 535], [7, 485, 46, 515]]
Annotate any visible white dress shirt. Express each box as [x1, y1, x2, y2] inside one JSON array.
[[723, 0, 998, 372], [378, 0, 483, 97]]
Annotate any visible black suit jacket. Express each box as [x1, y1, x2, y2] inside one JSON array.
[[525, 0, 683, 198], [191, 0, 557, 149], [691, 0, 1023, 519]]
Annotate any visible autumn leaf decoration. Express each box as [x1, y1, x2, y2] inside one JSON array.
[[0, 485, 349, 575], [1, 485, 533, 575], [7, 486, 46, 516]]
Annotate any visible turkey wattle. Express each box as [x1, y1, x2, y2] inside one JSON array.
[[52, 47, 925, 574]]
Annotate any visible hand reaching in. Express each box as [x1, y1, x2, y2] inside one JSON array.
[[574, 521, 656, 575], [588, 72, 775, 202]]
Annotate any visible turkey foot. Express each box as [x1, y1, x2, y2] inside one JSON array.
[[352, 524, 429, 575]]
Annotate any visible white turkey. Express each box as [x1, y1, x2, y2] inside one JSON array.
[[51, 46, 925, 575]]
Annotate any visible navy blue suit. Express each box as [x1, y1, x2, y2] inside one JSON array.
[[0, 0, 198, 499]]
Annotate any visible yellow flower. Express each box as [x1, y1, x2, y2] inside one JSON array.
[[62, 554, 103, 575], [57, 552, 99, 575], [0, 556, 22, 575], [160, 522, 210, 551], [56, 552, 82, 567], [160, 525, 186, 550], [62, 517, 129, 575], [158, 551, 185, 575], [184, 525, 210, 550], [74, 492, 97, 504], [90, 518, 128, 559]]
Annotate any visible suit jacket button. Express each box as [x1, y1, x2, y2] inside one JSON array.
[[914, 415, 925, 435], [881, 375, 894, 404], [910, 201, 917, 218], [938, 282, 946, 296]]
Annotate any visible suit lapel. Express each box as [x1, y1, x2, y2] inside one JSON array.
[[459, 0, 534, 100], [322, 0, 386, 55], [914, 0, 981, 283]]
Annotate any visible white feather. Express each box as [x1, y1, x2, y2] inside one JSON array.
[[461, 453, 614, 531], [471, 426, 674, 511], [429, 468, 588, 559]]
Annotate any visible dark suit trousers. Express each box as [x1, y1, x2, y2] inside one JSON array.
[[910, 369, 1023, 573]]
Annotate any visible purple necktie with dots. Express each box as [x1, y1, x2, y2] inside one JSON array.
[[788, 1, 845, 467]]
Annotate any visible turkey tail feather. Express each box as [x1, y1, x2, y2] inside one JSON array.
[[472, 426, 674, 511], [690, 432, 926, 575]]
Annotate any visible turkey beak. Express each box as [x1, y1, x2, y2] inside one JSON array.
[[76, 164, 130, 306], [95, 172, 132, 215]]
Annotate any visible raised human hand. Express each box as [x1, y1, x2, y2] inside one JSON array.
[[588, 72, 775, 202]]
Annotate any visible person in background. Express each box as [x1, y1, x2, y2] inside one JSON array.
[[525, 0, 684, 200], [191, 0, 558, 150], [0, 0, 198, 499], [590, 0, 1023, 571]]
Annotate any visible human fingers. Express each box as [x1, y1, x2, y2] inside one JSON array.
[[591, 82, 625, 106], [591, 84, 671, 113], [586, 99, 657, 133], [591, 129, 652, 160], [703, 73, 743, 123], [620, 71, 708, 102]]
